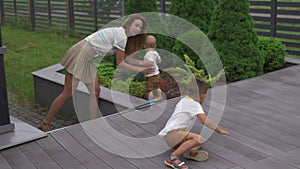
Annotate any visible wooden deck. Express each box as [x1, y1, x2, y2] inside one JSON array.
[[1, 62, 300, 169]]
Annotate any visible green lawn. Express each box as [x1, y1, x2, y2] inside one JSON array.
[[2, 25, 81, 105]]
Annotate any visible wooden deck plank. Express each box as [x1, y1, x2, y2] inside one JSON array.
[[19, 142, 61, 169], [107, 113, 233, 169], [36, 136, 87, 169], [104, 118, 168, 168], [1, 62, 299, 169], [106, 116, 211, 169], [203, 141, 274, 169], [286, 148, 300, 167], [109, 111, 237, 169], [229, 102, 300, 139], [218, 78, 300, 128], [220, 106, 300, 147], [229, 166, 245, 169], [50, 129, 112, 169], [1, 147, 36, 169], [65, 124, 139, 169], [204, 151, 236, 169], [207, 134, 268, 161], [80, 119, 165, 168], [218, 119, 296, 152], [263, 66, 300, 85], [258, 157, 298, 169], [210, 128, 299, 168], [0, 153, 13, 169]]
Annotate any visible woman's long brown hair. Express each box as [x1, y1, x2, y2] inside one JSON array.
[[123, 14, 148, 56]]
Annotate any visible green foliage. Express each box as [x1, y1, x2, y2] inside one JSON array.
[[162, 54, 225, 91], [129, 80, 146, 98], [173, 30, 206, 70], [125, 0, 158, 14], [183, 54, 225, 87], [163, 67, 193, 91], [96, 63, 146, 98], [96, 62, 115, 79], [169, 0, 215, 73], [169, 0, 215, 34], [208, 0, 264, 81], [111, 78, 146, 98], [258, 36, 287, 72]]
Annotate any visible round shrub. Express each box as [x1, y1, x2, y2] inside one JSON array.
[[208, 0, 264, 81], [257, 36, 287, 73]]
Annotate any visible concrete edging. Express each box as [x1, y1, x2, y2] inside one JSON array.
[[32, 63, 146, 118]]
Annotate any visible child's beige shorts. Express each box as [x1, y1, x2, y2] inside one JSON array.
[[165, 128, 188, 148]]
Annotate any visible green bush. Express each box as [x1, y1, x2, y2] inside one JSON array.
[[208, 0, 264, 81], [162, 54, 224, 93], [169, 0, 215, 72], [96, 63, 146, 98], [258, 36, 287, 72], [111, 78, 146, 98], [169, 0, 215, 34], [183, 54, 225, 87], [173, 30, 206, 70], [126, 0, 157, 14], [96, 62, 115, 79]]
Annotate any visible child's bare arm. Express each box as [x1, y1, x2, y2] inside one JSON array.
[[156, 56, 161, 64], [197, 114, 230, 136]]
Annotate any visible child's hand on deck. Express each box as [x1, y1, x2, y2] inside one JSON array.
[[218, 129, 231, 136]]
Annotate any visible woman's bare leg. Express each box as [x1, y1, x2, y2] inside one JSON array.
[[43, 72, 77, 124], [85, 81, 100, 120]]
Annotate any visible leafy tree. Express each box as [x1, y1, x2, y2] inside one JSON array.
[[208, 0, 264, 81]]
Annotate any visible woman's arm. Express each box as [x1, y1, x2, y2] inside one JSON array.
[[115, 49, 154, 73], [126, 55, 154, 67]]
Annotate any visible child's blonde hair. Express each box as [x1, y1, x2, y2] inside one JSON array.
[[188, 78, 209, 95], [144, 35, 157, 48]]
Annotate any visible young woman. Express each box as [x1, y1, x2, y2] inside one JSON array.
[[39, 14, 153, 131]]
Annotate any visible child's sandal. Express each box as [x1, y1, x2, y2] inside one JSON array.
[[38, 121, 54, 132], [165, 157, 189, 169], [183, 150, 209, 162]]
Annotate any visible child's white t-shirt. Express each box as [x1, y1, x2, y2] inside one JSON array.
[[143, 50, 161, 77], [158, 96, 205, 137]]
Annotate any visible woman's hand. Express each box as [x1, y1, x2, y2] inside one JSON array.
[[139, 67, 155, 74], [140, 60, 154, 67]]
